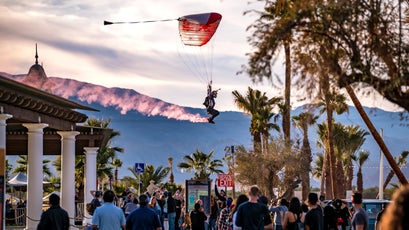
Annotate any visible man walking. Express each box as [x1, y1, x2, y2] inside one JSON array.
[[126, 193, 162, 230], [92, 190, 126, 230], [166, 191, 177, 230], [235, 185, 273, 230], [304, 193, 323, 230], [351, 192, 369, 230], [37, 193, 69, 230]]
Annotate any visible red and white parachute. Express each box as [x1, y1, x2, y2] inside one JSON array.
[[178, 12, 222, 46], [104, 12, 222, 90]]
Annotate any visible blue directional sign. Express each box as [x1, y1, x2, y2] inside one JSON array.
[[135, 163, 145, 173]]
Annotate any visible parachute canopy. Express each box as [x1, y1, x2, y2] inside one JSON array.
[[178, 12, 222, 47]]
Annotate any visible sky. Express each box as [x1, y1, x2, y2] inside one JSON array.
[[0, 0, 403, 113], [0, 0, 282, 111]]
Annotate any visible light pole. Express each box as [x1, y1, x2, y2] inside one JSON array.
[[224, 145, 236, 199]]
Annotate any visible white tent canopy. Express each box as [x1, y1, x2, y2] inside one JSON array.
[[7, 172, 29, 186], [7, 172, 51, 186]]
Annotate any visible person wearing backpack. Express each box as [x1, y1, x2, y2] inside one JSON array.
[[282, 197, 305, 230]]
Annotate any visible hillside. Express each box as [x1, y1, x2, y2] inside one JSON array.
[[2, 71, 409, 189]]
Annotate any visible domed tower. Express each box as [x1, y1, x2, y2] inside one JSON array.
[[22, 44, 55, 92]]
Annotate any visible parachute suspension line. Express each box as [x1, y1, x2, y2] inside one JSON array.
[[104, 18, 177, 25], [177, 44, 213, 85], [177, 46, 206, 85]]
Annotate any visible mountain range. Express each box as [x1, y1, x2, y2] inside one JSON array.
[[2, 70, 409, 190]]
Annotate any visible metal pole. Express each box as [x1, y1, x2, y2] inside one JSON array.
[[379, 129, 384, 200], [138, 173, 141, 196]]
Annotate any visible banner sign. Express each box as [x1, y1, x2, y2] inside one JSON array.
[[217, 174, 234, 187]]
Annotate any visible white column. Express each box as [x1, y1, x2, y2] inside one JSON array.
[[23, 123, 48, 230], [0, 114, 12, 230], [57, 131, 80, 228], [83, 147, 98, 225]]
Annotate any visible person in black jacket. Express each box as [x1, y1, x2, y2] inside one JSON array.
[[166, 191, 177, 230], [214, 183, 227, 203], [190, 203, 207, 230], [37, 193, 70, 230]]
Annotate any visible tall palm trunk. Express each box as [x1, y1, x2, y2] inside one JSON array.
[[253, 129, 262, 154], [345, 85, 408, 185], [323, 76, 337, 200], [283, 39, 291, 145], [114, 167, 118, 186], [382, 170, 395, 190], [301, 124, 312, 201], [345, 158, 354, 190], [335, 159, 346, 198], [357, 167, 363, 193]]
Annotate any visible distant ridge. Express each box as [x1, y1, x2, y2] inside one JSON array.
[[1, 71, 206, 123], [1, 70, 409, 188]]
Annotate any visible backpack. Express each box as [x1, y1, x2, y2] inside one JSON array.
[[86, 199, 97, 216], [294, 214, 304, 230]]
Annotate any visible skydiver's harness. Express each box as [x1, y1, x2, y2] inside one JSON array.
[[203, 83, 218, 113]]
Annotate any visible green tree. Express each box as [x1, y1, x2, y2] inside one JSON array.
[[232, 87, 282, 154], [316, 91, 348, 199], [235, 138, 302, 199], [340, 125, 369, 191], [243, 0, 310, 145], [312, 153, 324, 192], [111, 158, 123, 187], [12, 155, 53, 178], [125, 164, 170, 194], [178, 150, 223, 180], [85, 117, 124, 189], [353, 150, 370, 193], [292, 111, 319, 200]]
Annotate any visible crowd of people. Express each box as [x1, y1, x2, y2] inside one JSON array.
[[35, 183, 409, 230]]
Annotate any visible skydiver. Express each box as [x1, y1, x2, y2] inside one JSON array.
[[203, 83, 219, 124]]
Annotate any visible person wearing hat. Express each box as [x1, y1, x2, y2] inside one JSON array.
[[218, 197, 233, 230]]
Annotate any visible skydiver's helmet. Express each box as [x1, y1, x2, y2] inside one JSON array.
[[212, 90, 218, 97]]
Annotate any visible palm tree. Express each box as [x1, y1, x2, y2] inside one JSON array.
[[254, 105, 281, 154], [316, 91, 348, 199], [178, 150, 224, 180], [111, 158, 123, 187], [232, 87, 282, 154], [352, 150, 370, 193], [341, 125, 368, 191], [168, 157, 174, 184], [244, 0, 302, 145], [125, 164, 170, 193], [292, 111, 319, 200], [382, 151, 409, 190], [312, 153, 325, 194], [85, 117, 124, 189], [12, 155, 53, 178]]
